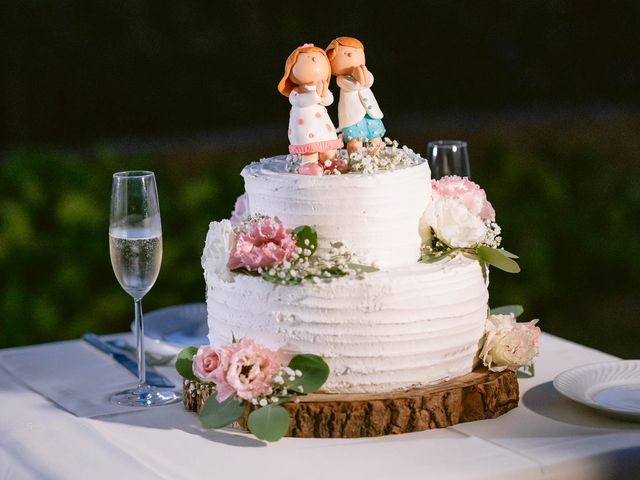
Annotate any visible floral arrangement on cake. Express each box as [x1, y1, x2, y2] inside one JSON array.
[[347, 138, 420, 174], [176, 337, 330, 442], [203, 213, 377, 286], [483, 307, 541, 372], [285, 138, 420, 175], [420, 175, 521, 273]]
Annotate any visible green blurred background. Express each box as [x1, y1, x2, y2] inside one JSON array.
[[1, 1, 639, 357]]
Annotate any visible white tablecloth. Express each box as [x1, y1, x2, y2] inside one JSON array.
[[1, 333, 639, 480]]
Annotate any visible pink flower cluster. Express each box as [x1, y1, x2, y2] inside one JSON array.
[[192, 338, 281, 402], [432, 176, 495, 222], [227, 218, 297, 271]]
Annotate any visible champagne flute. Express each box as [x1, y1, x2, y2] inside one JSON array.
[[427, 140, 471, 179], [109, 171, 179, 407]]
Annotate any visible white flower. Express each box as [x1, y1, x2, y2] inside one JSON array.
[[425, 197, 489, 248], [479, 314, 541, 372], [230, 193, 249, 226], [418, 209, 432, 244], [202, 220, 236, 282]]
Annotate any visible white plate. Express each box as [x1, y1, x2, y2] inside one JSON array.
[[554, 360, 640, 421], [131, 303, 208, 349]]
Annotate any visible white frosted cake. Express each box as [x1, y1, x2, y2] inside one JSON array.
[[203, 152, 490, 393], [183, 39, 539, 441]]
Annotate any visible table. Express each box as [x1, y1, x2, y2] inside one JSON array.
[[1, 333, 639, 480]]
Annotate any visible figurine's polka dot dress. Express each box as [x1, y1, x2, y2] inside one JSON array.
[[288, 87, 343, 155]]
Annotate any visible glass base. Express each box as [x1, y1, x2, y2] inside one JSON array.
[[111, 385, 181, 407]]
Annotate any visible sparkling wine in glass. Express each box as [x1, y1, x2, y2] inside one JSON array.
[[427, 140, 471, 179], [109, 171, 179, 407]]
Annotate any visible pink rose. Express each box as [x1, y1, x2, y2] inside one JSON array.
[[215, 338, 280, 402], [480, 314, 541, 372], [192, 346, 221, 382], [210, 345, 236, 402], [432, 175, 495, 222], [230, 193, 249, 226], [227, 217, 297, 271], [207, 338, 281, 403]]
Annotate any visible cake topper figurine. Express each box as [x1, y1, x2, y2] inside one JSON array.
[[326, 37, 385, 157], [278, 44, 343, 175]]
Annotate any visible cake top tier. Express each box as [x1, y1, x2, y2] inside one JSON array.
[[241, 150, 431, 269]]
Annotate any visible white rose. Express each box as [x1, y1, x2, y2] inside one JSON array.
[[480, 314, 541, 372], [418, 209, 432, 244], [428, 197, 488, 248], [230, 193, 249, 226], [201, 220, 236, 282]]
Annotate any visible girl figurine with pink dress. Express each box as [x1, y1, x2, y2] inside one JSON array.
[[278, 44, 343, 175]]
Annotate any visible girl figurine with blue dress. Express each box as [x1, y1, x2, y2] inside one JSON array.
[[325, 37, 385, 157]]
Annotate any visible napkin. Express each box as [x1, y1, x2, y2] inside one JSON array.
[[0, 339, 182, 418]]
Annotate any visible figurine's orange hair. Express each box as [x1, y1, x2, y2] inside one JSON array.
[[325, 37, 365, 62], [277, 45, 332, 97]]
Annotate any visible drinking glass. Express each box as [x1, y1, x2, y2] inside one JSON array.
[[427, 140, 471, 179], [109, 171, 179, 407]]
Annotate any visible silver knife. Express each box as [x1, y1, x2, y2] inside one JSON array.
[[82, 333, 175, 388]]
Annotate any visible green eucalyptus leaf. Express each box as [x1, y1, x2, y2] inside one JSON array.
[[347, 262, 378, 273], [261, 272, 303, 286], [292, 225, 318, 252], [175, 346, 198, 380], [490, 305, 524, 317], [421, 254, 452, 264], [323, 266, 349, 277], [199, 395, 244, 429], [498, 248, 519, 259], [230, 267, 260, 277], [287, 354, 330, 394], [247, 404, 291, 442], [476, 246, 521, 273], [271, 394, 296, 405]]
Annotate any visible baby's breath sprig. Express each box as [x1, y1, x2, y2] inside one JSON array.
[[285, 154, 301, 173], [348, 138, 419, 174], [258, 225, 377, 286], [285, 139, 420, 175], [250, 366, 303, 407], [232, 213, 269, 234]]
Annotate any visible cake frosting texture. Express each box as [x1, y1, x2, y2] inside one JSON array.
[[242, 155, 430, 269], [205, 254, 488, 393]]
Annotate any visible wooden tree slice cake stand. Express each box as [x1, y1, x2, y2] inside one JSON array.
[[183, 367, 519, 438]]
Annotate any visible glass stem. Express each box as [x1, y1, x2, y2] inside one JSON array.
[[134, 298, 146, 388]]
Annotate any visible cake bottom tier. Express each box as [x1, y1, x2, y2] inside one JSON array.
[[205, 255, 489, 393]]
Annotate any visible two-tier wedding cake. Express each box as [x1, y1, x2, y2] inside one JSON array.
[[179, 37, 539, 441], [203, 154, 489, 393]]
